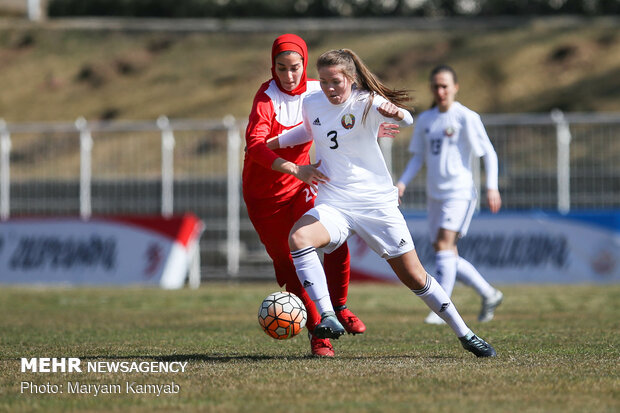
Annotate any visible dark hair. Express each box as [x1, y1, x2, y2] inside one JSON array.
[[429, 64, 458, 108], [275, 50, 302, 60], [430, 64, 457, 83], [317, 49, 412, 123]]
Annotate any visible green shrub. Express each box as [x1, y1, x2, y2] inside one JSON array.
[[46, 0, 620, 18]]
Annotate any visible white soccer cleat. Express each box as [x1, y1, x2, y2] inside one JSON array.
[[424, 311, 446, 325], [478, 289, 503, 322]]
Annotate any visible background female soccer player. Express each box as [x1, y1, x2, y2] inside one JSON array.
[[270, 49, 496, 357], [243, 34, 368, 357], [396, 65, 503, 325]]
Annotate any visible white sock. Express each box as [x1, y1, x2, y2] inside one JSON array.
[[291, 247, 334, 315], [413, 274, 470, 337], [457, 256, 495, 298], [435, 250, 458, 297]]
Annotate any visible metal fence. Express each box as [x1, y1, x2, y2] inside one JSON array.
[[393, 111, 620, 212], [1, 111, 619, 279]]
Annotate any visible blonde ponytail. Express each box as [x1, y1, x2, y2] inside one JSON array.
[[317, 49, 413, 123]]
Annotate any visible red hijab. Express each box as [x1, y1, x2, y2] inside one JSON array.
[[271, 34, 308, 96]]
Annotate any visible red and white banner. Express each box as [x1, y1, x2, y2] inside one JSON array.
[[350, 212, 620, 284], [0, 214, 204, 288]]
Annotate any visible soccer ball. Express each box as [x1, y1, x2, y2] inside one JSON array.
[[258, 291, 307, 340]]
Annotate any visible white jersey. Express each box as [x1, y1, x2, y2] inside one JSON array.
[[408, 102, 497, 200], [302, 89, 413, 209]]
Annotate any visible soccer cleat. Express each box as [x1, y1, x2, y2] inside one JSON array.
[[309, 332, 335, 357], [313, 311, 346, 339], [424, 311, 446, 325], [459, 332, 497, 357], [478, 289, 504, 322], [335, 305, 366, 334]]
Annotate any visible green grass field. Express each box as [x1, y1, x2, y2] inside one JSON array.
[[1, 283, 618, 412]]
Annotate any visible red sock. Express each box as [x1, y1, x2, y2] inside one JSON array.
[[286, 279, 321, 331], [324, 243, 350, 309]]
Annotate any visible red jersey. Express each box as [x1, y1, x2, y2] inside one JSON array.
[[242, 79, 321, 218]]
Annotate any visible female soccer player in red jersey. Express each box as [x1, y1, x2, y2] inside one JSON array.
[[243, 34, 369, 357]]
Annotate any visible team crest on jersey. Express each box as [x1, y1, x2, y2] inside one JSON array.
[[444, 126, 455, 137], [341, 114, 355, 129]]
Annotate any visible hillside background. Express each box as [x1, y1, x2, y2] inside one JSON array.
[[0, 16, 619, 124]]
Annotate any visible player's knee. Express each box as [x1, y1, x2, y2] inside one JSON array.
[[434, 239, 452, 251], [412, 269, 429, 290], [288, 227, 310, 251]]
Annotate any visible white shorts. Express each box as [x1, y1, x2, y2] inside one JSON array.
[[305, 203, 415, 259], [427, 198, 477, 243]]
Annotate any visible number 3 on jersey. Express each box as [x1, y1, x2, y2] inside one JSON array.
[[327, 130, 338, 149]]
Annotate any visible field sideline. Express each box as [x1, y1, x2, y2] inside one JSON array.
[[1, 283, 618, 412]]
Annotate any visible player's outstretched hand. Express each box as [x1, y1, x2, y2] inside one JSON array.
[[377, 102, 404, 121], [295, 160, 329, 193], [378, 122, 400, 139]]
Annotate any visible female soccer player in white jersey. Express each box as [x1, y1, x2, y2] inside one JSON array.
[[245, 34, 370, 358], [396, 65, 503, 325], [269, 50, 496, 357]]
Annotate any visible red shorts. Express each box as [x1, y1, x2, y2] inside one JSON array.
[[247, 187, 314, 287], [246, 184, 351, 322]]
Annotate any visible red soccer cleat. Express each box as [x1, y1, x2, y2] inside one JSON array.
[[335, 305, 366, 335], [309, 333, 335, 357]]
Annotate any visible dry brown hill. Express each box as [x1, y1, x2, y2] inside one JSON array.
[[0, 17, 619, 123]]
